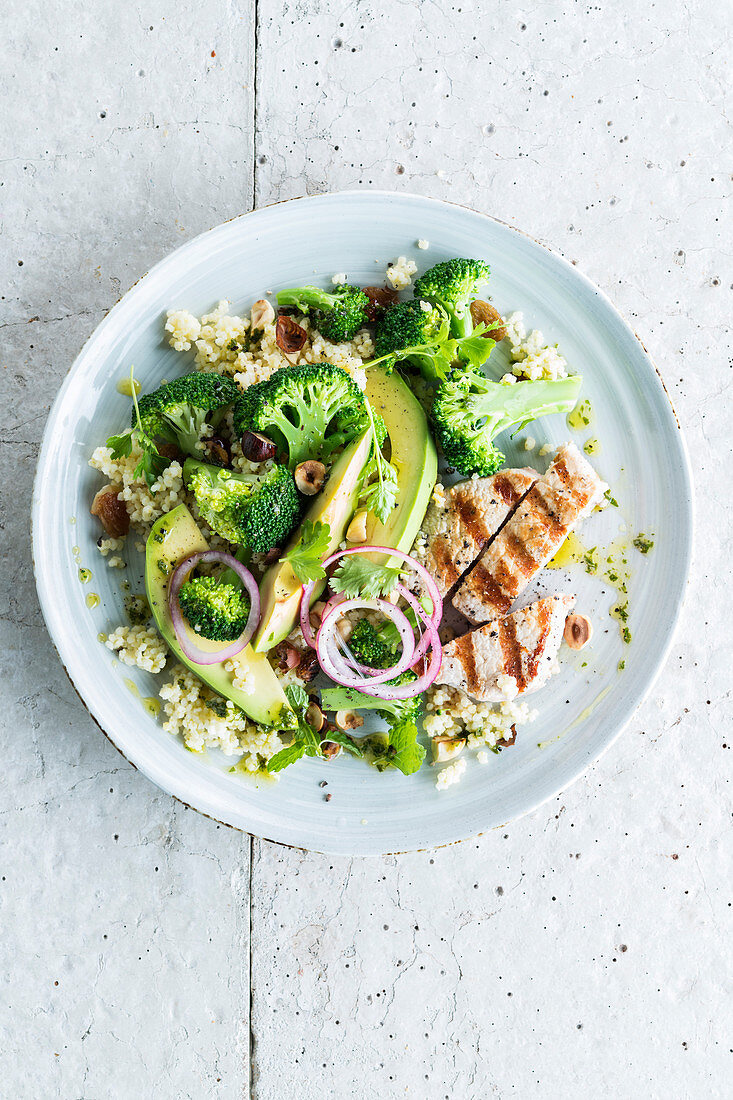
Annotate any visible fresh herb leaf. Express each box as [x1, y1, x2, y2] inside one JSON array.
[[370, 719, 425, 775], [267, 740, 308, 772], [284, 683, 309, 713], [106, 431, 133, 459], [455, 329, 495, 371], [281, 520, 331, 584], [330, 555, 404, 599], [323, 730, 364, 758], [360, 462, 399, 524], [359, 398, 399, 524]]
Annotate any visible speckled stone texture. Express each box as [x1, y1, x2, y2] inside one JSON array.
[[2, 0, 730, 1097]]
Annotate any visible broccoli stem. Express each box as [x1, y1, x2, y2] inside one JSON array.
[[277, 287, 336, 313], [471, 376, 582, 437], [321, 685, 405, 720]]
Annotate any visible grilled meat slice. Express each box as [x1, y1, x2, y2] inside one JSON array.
[[451, 443, 606, 624], [436, 594, 576, 702], [424, 469, 538, 597]]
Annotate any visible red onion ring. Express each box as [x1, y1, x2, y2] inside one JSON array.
[[168, 550, 260, 666], [316, 598, 416, 689]]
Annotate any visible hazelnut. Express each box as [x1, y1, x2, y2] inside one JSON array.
[[335, 710, 364, 732], [433, 737, 465, 763], [250, 298, 275, 331], [306, 701, 325, 732], [320, 740, 342, 760], [564, 613, 593, 650], [294, 460, 326, 495], [241, 430, 277, 462], [470, 300, 507, 342], [346, 510, 368, 543]]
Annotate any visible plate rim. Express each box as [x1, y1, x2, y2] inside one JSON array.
[[31, 189, 694, 854]]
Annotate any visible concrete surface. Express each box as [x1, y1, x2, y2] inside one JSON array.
[[1, 1, 730, 1097]]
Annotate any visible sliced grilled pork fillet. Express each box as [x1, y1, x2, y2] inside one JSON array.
[[436, 594, 576, 702], [452, 443, 607, 624], [423, 469, 539, 597]]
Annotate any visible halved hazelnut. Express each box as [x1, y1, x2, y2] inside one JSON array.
[[335, 709, 364, 732], [564, 613, 593, 650], [251, 298, 275, 331], [336, 619, 353, 641], [276, 314, 307, 354], [294, 460, 326, 495], [433, 737, 465, 763], [241, 430, 277, 463], [346, 510, 368, 544], [470, 300, 507, 342], [306, 701, 325, 732], [320, 739, 342, 760], [90, 485, 130, 538]]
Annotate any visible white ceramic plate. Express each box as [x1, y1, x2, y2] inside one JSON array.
[[32, 192, 693, 855]]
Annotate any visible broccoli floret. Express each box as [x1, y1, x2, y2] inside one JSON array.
[[276, 285, 370, 342], [432, 370, 583, 477], [184, 459, 300, 551], [232, 363, 370, 469], [371, 299, 492, 382], [178, 575, 249, 642], [348, 619, 398, 669], [135, 373, 240, 456], [413, 258, 491, 339]]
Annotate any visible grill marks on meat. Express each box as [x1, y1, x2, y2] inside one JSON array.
[[424, 469, 538, 597], [436, 595, 576, 702], [451, 443, 607, 624]]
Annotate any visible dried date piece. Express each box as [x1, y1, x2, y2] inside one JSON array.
[[469, 300, 507, 342], [363, 285, 399, 321]]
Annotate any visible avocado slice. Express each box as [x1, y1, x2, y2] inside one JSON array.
[[364, 365, 438, 561], [253, 429, 373, 652], [145, 504, 291, 727]]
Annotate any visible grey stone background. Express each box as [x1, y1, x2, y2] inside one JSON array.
[[1, 1, 730, 1097]]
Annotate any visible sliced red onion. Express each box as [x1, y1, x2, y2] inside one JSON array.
[[344, 593, 442, 700], [168, 550, 260, 666], [316, 598, 416, 689]]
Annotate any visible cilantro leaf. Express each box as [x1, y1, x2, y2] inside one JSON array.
[[358, 397, 399, 524], [106, 431, 133, 459], [281, 520, 331, 584], [455, 328, 495, 371], [329, 555, 404, 599]]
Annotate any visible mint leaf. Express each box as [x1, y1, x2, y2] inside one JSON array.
[[330, 555, 404, 600], [285, 683, 309, 713], [267, 741, 307, 772], [388, 719, 425, 775], [323, 730, 364, 758], [281, 520, 331, 584]]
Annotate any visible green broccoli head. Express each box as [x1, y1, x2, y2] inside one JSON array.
[[374, 299, 447, 359], [177, 575, 250, 642], [183, 458, 300, 551], [348, 618, 398, 669], [370, 299, 495, 383], [276, 285, 370, 342], [432, 369, 583, 477], [135, 372, 240, 456], [413, 258, 491, 338], [232, 363, 369, 469]]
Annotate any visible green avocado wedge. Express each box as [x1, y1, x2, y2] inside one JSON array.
[[364, 365, 438, 561], [253, 429, 374, 652], [145, 504, 291, 727]]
